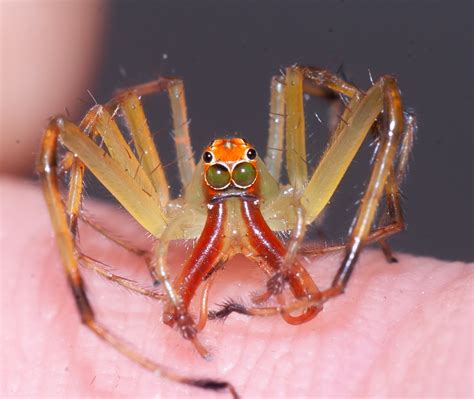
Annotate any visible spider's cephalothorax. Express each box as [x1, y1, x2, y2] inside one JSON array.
[[38, 66, 415, 398]]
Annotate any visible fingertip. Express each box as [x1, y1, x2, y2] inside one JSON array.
[[1, 1, 108, 175]]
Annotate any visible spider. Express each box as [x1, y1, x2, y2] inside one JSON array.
[[37, 65, 415, 398]]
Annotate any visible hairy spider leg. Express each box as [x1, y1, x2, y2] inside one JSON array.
[[258, 68, 360, 298], [301, 70, 408, 297], [298, 112, 416, 259], [105, 77, 194, 282], [108, 76, 195, 190], [285, 66, 413, 267], [54, 106, 163, 297], [251, 68, 356, 305], [38, 81, 238, 397], [236, 72, 315, 316], [264, 76, 285, 180]]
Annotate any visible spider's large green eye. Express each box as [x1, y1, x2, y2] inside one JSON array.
[[205, 164, 231, 189], [232, 162, 257, 188]]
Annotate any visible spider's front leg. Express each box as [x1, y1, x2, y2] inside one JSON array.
[[38, 118, 172, 377], [38, 101, 239, 397]]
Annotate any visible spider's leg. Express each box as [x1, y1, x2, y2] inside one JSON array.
[[38, 121, 239, 399], [264, 76, 285, 180], [56, 116, 167, 236], [284, 67, 308, 191], [108, 77, 195, 191], [108, 93, 170, 204], [245, 69, 342, 316], [253, 70, 313, 306], [284, 66, 363, 192], [303, 75, 408, 301], [83, 104, 161, 201], [299, 112, 416, 260], [58, 106, 161, 285], [374, 111, 416, 261], [46, 110, 180, 322], [76, 105, 167, 281], [78, 253, 165, 300], [63, 106, 156, 254], [253, 67, 358, 308], [79, 213, 150, 257], [167, 78, 195, 187], [49, 106, 165, 298], [80, 213, 162, 286]]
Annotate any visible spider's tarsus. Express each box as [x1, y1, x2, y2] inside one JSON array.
[[189, 378, 228, 390], [186, 379, 240, 399], [208, 300, 249, 320]]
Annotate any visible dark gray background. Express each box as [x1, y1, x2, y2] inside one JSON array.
[[85, 0, 472, 262]]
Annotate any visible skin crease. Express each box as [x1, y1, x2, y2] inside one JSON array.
[[0, 4, 472, 398]]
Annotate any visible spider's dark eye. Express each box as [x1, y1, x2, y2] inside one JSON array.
[[246, 148, 257, 160], [203, 151, 213, 163]]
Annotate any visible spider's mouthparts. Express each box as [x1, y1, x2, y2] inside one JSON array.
[[210, 191, 258, 203]]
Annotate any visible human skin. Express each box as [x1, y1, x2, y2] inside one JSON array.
[[0, 178, 472, 398], [0, 1, 105, 176], [0, 3, 472, 397]]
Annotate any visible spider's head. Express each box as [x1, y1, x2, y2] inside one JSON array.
[[202, 138, 258, 195]]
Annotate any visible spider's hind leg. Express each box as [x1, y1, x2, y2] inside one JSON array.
[[308, 77, 411, 303], [299, 111, 416, 264]]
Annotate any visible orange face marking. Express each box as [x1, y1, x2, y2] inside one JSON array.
[[202, 138, 258, 195]]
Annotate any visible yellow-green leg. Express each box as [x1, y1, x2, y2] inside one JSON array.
[[108, 76, 196, 193], [264, 75, 285, 180], [38, 115, 238, 398]]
